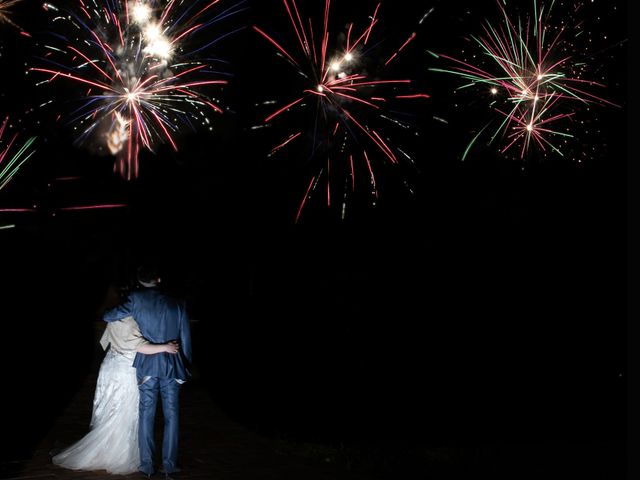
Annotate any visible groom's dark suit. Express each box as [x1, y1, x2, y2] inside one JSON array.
[[103, 286, 192, 476]]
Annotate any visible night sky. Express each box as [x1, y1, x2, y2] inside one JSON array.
[[0, 0, 631, 474]]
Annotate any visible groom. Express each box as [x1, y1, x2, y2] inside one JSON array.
[[103, 264, 192, 479]]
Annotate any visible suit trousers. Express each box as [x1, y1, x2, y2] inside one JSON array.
[[138, 377, 181, 475]]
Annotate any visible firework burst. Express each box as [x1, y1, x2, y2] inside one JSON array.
[[0, 0, 25, 31], [429, 0, 620, 161], [0, 116, 36, 192], [254, 0, 430, 222], [31, 0, 246, 179]]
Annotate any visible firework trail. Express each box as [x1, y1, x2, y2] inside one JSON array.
[[0, 0, 29, 33], [0, 116, 37, 192], [31, 0, 246, 179], [254, 0, 430, 222], [0, 174, 128, 219], [429, 0, 619, 161]]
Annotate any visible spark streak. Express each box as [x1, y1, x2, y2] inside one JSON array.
[[0, 116, 37, 192]]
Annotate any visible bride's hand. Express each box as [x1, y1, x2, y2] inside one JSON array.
[[164, 341, 180, 354]]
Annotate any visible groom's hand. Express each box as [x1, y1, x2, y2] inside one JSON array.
[[164, 341, 180, 354]]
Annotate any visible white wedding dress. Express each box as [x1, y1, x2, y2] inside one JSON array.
[[52, 317, 145, 475]]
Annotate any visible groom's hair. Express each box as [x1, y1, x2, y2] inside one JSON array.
[[137, 264, 161, 287]]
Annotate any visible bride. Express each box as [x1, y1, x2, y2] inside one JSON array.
[[52, 315, 178, 475]]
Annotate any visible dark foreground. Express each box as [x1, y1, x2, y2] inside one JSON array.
[[1, 365, 373, 480], [0, 348, 626, 480], [0, 321, 627, 480]]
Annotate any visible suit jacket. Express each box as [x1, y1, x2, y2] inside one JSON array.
[[103, 287, 192, 381]]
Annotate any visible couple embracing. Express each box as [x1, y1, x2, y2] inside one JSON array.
[[52, 264, 192, 479]]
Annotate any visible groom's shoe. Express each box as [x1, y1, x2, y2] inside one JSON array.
[[160, 466, 182, 480], [160, 466, 182, 473], [160, 466, 182, 477], [138, 470, 154, 478]]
